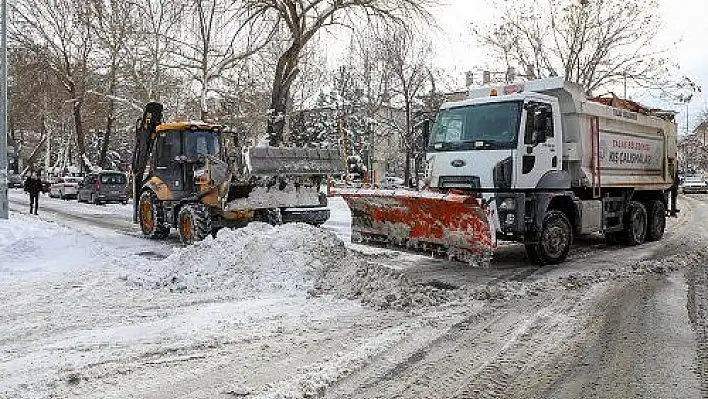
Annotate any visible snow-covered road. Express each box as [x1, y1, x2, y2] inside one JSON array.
[[2, 190, 708, 398]]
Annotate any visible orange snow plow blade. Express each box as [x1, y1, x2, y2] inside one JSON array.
[[338, 189, 494, 266]]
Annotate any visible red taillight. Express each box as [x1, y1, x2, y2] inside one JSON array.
[[95, 182, 101, 191]]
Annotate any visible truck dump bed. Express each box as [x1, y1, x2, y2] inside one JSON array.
[[517, 78, 677, 191]]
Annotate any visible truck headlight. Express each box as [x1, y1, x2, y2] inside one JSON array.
[[498, 198, 516, 211]]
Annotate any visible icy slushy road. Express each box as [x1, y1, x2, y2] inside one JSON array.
[[2, 189, 707, 398]]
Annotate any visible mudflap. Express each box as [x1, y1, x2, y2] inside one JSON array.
[[339, 189, 495, 267]]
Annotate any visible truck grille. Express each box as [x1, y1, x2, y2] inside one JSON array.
[[439, 176, 481, 190]]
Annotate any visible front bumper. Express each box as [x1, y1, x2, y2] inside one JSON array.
[[281, 207, 330, 226], [97, 193, 128, 202]]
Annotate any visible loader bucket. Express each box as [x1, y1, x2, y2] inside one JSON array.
[[245, 147, 343, 176], [339, 189, 495, 266]]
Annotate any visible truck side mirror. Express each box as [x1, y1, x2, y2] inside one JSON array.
[[414, 118, 432, 148], [421, 119, 431, 147]]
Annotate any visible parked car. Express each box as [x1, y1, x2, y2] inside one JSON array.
[[7, 173, 23, 188], [78, 171, 128, 204], [49, 176, 82, 199], [42, 179, 51, 194], [681, 175, 708, 194], [380, 176, 405, 189]]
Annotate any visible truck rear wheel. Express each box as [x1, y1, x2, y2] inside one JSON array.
[[139, 191, 170, 239], [645, 200, 666, 242], [178, 203, 213, 245], [526, 210, 572, 265], [620, 201, 647, 246]]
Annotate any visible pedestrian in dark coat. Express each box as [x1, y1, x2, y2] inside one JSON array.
[[24, 172, 43, 215]]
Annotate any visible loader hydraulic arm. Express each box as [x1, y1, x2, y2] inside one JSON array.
[[131, 102, 163, 222]]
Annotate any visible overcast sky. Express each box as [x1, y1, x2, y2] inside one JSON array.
[[428, 0, 708, 134]]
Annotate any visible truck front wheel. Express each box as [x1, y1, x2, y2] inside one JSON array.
[[620, 201, 647, 246], [526, 210, 573, 265]]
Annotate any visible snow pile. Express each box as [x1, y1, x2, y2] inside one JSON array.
[[125, 220, 458, 309], [311, 260, 455, 310], [0, 212, 101, 274], [127, 222, 347, 296]]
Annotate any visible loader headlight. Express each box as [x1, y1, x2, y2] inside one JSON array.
[[498, 198, 516, 211], [194, 169, 207, 179]]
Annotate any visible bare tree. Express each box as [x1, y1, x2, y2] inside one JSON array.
[[478, 0, 695, 96], [243, 0, 435, 146], [374, 27, 432, 186], [88, 0, 136, 168], [11, 0, 94, 171], [125, 0, 186, 107], [8, 47, 68, 172], [171, 0, 276, 120]]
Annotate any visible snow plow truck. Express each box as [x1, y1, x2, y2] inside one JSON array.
[[341, 78, 678, 265], [131, 102, 342, 244]]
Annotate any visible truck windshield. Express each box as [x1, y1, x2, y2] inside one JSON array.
[[184, 130, 220, 157], [428, 101, 522, 151]]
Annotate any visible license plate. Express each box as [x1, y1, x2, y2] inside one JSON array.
[[111, 191, 119, 195]]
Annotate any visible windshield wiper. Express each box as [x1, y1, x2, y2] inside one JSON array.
[[433, 142, 463, 150]]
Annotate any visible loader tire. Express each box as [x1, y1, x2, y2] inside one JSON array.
[[619, 201, 647, 246], [645, 200, 666, 242], [138, 191, 170, 239], [178, 203, 212, 245], [526, 210, 573, 265]]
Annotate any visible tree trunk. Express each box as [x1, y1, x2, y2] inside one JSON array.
[[267, 48, 299, 146], [404, 151, 411, 188], [72, 100, 88, 172], [404, 98, 412, 187], [100, 108, 114, 169], [267, 72, 289, 146], [200, 81, 208, 120], [23, 135, 48, 174], [101, 61, 118, 169]]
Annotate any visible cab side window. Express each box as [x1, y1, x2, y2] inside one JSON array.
[[524, 102, 554, 145]]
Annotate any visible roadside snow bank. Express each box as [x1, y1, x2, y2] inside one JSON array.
[[126, 222, 456, 309], [127, 222, 347, 296], [0, 212, 100, 274]]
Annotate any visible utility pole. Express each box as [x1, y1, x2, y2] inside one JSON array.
[[0, 0, 8, 219]]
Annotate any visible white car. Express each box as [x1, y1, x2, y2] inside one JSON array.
[[380, 176, 405, 189], [49, 176, 82, 199], [681, 176, 708, 194]]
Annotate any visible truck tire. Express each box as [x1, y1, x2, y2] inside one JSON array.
[[526, 210, 573, 265], [178, 203, 212, 245], [645, 200, 666, 242], [619, 201, 647, 246], [139, 191, 170, 239]]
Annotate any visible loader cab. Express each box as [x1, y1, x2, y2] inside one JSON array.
[[150, 122, 222, 200]]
